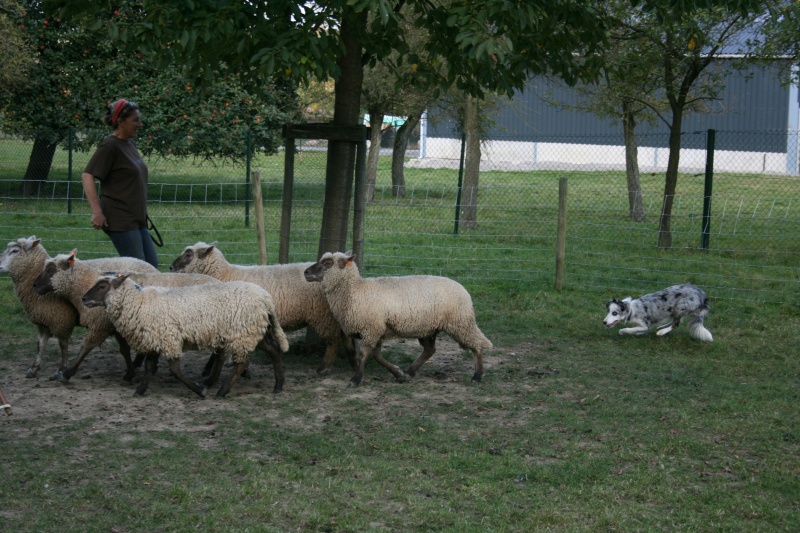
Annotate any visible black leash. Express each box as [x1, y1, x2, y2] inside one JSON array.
[[146, 215, 163, 247]]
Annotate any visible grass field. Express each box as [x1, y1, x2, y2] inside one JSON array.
[[0, 286, 798, 531], [1, 136, 799, 530]]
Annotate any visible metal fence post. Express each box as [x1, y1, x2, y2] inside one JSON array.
[[555, 178, 568, 291], [453, 132, 466, 236], [701, 129, 715, 250], [353, 138, 367, 272], [245, 129, 252, 227], [68, 126, 73, 214]]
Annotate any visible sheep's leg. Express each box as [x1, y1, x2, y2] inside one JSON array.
[[316, 338, 341, 376], [349, 339, 373, 387], [216, 359, 249, 398], [405, 335, 437, 378], [371, 342, 411, 383], [28, 325, 52, 378], [167, 358, 207, 399], [258, 339, 286, 393], [470, 348, 485, 383], [343, 336, 358, 371], [201, 352, 216, 377], [135, 352, 158, 396], [133, 351, 159, 374], [114, 333, 137, 384], [56, 341, 101, 383], [270, 348, 285, 393], [203, 349, 225, 387]]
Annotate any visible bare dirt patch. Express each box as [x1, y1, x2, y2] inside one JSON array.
[[0, 334, 540, 438]]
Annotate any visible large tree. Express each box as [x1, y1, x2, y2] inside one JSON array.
[[48, 0, 609, 256], [1, 0, 296, 191]]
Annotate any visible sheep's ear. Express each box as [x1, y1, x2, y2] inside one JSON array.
[[344, 252, 356, 268], [26, 237, 42, 250], [67, 249, 78, 266], [112, 273, 130, 288], [200, 242, 217, 258]]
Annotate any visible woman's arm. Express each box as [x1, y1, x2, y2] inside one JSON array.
[[81, 172, 107, 229]]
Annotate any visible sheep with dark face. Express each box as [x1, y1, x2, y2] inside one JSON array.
[[0, 236, 156, 378], [33, 249, 221, 383], [304, 252, 492, 387], [170, 242, 355, 375], [82, 273, 289, 398]]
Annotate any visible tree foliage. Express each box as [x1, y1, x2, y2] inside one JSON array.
[[43, 0, 610, 252], [0, 0, 34, 87], [1, 0, 298, 162]]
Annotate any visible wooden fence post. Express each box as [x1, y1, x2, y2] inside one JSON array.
[[251, 171, 268, 265], [555, 177, 568, 291]]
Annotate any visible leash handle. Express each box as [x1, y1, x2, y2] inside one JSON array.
[[146, 215, 163, 247]]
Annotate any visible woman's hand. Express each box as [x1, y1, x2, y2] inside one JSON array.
[[91, 210, 108, 229]]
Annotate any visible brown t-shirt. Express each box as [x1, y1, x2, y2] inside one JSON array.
[[84, 135, 149, 231]]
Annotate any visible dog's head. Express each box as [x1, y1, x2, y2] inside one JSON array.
[[603, 297, 631, 328]]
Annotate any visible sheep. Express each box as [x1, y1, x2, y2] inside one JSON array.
[[0, 236, 157, 378], [170, 242, 356, 375], [82, 273, 290, 398], [33, 249, 220, 383], [303, 251, 492, 387]]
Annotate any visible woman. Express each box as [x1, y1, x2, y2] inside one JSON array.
[[82, 99, 158, 268]]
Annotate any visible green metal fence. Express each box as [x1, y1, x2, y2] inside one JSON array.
[[1, 129, 798, 306]]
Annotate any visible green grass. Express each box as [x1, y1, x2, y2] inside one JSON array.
[[1, 291, 798, 531], [1, 137, 799, 530]]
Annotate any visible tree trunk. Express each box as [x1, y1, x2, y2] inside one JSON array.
[[22, 137, 58, 196], [390, 111, 421, 198], [658, 112, 684, 249], [460, 96, 481, 230], [365, 107, 385, 202], [622, 105, 645, 222], [317, 10, 366, 257]]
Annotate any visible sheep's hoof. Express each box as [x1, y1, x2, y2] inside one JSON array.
[[27, 367, 39, 378], [471, 373, 483, 383], [134, 388, 147, 397], [122, 372, 135, 384], [315, 366, 332, 377], [348, 375, 363, 388], [55, 370, 71, 383], [404, 367, 418, 378], [198, 386, 208, 399], [395, 372, 412, 383]]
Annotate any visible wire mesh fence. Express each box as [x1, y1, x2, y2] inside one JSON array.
[[1, 129, 798, 306]]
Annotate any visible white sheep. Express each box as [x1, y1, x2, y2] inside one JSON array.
[[82, 273, 290, 398], [0, 236, 158, 378], [33, 249, 220, 383], [170, 242, 355, 374], [303, 251, 492, 386]]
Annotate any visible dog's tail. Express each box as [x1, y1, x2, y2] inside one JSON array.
[[688, 305, 713, 342]]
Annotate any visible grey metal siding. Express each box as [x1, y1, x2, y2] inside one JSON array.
[[427, 61, 791, 152]]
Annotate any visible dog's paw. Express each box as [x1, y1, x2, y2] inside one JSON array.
[[656, 327, 673, 336]]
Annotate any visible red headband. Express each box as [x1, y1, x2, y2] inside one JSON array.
[[111, 99, 129, 126]]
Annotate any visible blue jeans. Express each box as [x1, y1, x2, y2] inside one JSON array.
[[104, 227, 159, 269]]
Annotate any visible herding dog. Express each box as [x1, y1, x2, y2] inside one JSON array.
[[603, 283, 713, 341]]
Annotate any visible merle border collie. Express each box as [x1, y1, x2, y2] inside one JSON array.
[[603, 283, 713, 342]]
